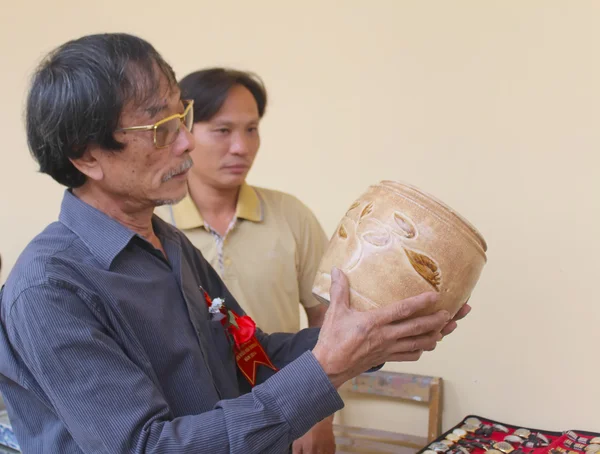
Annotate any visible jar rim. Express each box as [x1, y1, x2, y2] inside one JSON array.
[[379, 180, 488, 254]]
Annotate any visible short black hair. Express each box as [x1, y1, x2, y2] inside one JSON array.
[[26, 33, 177, 188], [178, 68, 267, 123]]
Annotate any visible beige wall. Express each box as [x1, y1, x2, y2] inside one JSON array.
[[1, 0, 598, 436]]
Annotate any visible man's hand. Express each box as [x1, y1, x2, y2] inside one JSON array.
[[292, 417, 335, 454], [313, 267, 459, 388], [441, 300, 471, 337]]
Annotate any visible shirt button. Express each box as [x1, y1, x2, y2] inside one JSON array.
[[225, 258, 232, 266]]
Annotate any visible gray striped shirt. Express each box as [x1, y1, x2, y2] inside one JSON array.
[[0, 190, 343, 453]]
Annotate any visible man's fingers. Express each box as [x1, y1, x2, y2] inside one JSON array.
[[378, 292, 440, 325], [439, 304, 469, 337], [441, 320, 458, 337], [386, 350, 424, 363], [452, 303, 471, 322], [390, 332, 441, 354], [328, 267, 350, 311], [386, 309, 449, 340]]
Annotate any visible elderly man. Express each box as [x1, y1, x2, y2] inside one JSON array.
[[0, 33, 469, 453]]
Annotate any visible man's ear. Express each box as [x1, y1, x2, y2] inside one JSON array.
[[69, 145, 105, 181]]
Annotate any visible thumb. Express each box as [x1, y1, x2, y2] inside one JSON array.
[[329, 267, 350, 310]]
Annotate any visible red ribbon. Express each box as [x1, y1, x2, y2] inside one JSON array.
[[203, 290, 278, 386]]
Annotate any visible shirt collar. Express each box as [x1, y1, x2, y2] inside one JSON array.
[[168, 183, 263, 230], [58, 190, 137, 270]]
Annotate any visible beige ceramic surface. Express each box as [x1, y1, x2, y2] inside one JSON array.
[[312, 181, 487, 318]]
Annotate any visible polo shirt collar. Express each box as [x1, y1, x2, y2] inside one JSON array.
[[168, 183, 263, 230]]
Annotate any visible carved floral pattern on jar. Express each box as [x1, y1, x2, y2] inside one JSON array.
[[338, 200, 441, 291]]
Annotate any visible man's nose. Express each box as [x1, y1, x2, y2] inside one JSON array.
[[173, 123, 195, 155], [230, 133, 251, 155]]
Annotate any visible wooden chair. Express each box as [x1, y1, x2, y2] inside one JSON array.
[[333, 370, 442, 454]]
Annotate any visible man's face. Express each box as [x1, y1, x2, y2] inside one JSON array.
[[88, 73, 195, 209], [189, 84, 260, 190]]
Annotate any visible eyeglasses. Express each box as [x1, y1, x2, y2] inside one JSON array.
[[116, 99, 194, 149]]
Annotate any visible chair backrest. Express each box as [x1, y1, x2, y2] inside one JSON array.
[[340, 370, 443, 443]]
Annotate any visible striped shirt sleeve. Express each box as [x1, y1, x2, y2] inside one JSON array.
[[7, 283, 343, 453]]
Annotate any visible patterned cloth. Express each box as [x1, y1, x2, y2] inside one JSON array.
[[0, 411, 19, 452]]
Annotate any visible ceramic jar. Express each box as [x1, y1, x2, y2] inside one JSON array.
[[312, 181, 487, 318]]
